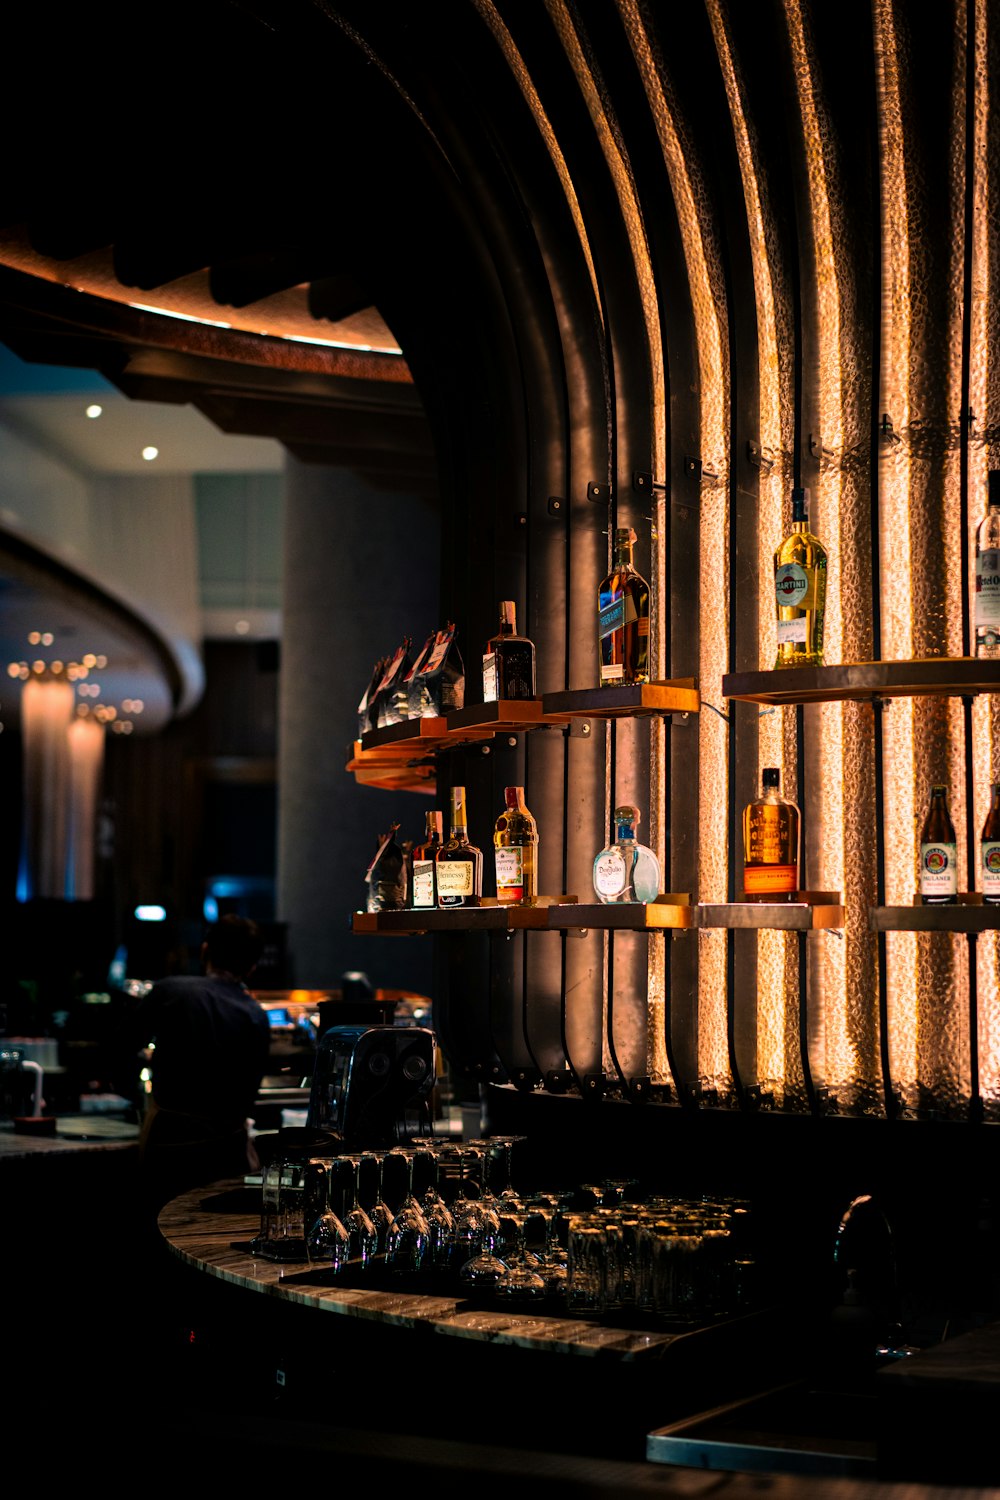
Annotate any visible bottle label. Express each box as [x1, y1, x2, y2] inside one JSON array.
[[600, 662, 624, 682], [482, 652, 498, 702], [599, 597, 626, 640], [743, 864, 797, 896], [436, 860, 475, 899], [920, 842, 957, 897], [594, 850, 627, 897], [412, 860, 436, 907], [495, 847, 525, 902], [776, 617, 808, 645], [975, 551, 1000, 629], [775, 562, 815, 611], [983, 841, 1000, 899]]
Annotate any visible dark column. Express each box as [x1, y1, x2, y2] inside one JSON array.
[[277, 456, 439, 993]]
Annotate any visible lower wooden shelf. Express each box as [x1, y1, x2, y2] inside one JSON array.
[[546, 899, 695, 931], [870, 902, 1000, 932], [698, 901, 845, 931]]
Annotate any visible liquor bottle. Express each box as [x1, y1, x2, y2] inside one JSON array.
[[493, 786, 538, 904], [593, 804, 661, 904], [981, 783, 1000, 905], [435, 786, 483, 907], [974, 470, 1000, 658], [411, 810, 444, 909], [598, 526, 650, 686], [919, 784, 957, 905], [483, 601, 536, 702], [742, 767, 800, 901], [774, 486, 828, 668]]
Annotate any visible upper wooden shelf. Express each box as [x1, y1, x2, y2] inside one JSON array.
[[542, 680, 699, 719], [699, 899, 845, 931], [722, 658, 1000, 706], [546, 898, 695, 930], [353, 895, 848, 934], [347, 682, 701, 790]]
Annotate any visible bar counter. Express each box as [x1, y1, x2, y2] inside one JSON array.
[[150, 1179, 999, 1494]]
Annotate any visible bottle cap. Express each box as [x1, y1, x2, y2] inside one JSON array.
[[791, 486, 808, 519], [614, 804, 641, 827], [762, 767, 781, 788], [499, 600, 516, 623]]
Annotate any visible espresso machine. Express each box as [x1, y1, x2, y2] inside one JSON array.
[[306, 1023, 436, 1148]]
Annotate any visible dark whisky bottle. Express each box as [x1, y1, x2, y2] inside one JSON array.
[[920, 784, 957, 905], [435, 786, 483, 907], [981, 783, 1000, 904], [483, 601, 536, 702]]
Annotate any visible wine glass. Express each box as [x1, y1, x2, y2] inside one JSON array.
[[384, 1147, 430, 1274], [525, 1188, 571, 1295], [440, 1144, 501, 1278], [493, 1199, 546, 1303], [339, 1152, 378, 1270], [362, 1149, 395, 1256], [409, 1138, 454, 1269], [306, 1205, 351, 1271]]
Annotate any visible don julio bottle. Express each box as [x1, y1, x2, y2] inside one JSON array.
[[974, 471, 1000, 658], [598, 526, 650, 686], [920, 784, 957, 905], [593, 805, 660, 904], [742, 767, 800, 901], [411, 810, 444, 909], [774, 487, 827, 668], [982, 784, 1000, 905], [493, 787, 538, 905], [435, 786, 483, 907], [483, 601, 536, 702]]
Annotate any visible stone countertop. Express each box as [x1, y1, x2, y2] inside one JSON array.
[[0, 1116, 140, 1160], [158, 1179, 707, 1361]]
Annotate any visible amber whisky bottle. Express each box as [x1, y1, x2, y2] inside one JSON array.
[[483, 601, 536, 702], [598, 526, 650, 686], [493, 786, 538, 905], [742, 767, 800, 901], [919, 784, 957, 905], [411, 810, 444, 909]]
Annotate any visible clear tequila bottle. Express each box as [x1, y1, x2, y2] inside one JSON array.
[[774, 487, 827, 668], [593, 805, 660, 904], [974, 471, 1000, 658]]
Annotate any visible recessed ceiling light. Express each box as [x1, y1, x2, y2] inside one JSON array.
[[234, 619, 251, 635], [86, 404, 103, 419], [142, 446, 159, 462]]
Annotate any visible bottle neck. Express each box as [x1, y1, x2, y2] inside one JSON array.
[[505, 787, 526, 812], [615, 820, 637, 842], [450, 792, 469, 839], [613, 543, 634, 570]]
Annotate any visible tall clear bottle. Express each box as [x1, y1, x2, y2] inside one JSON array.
[[974, 470, 1000, 657], [411, 810, 444, 909], [435, 786, 483, 908], [774, 487, 828, 668], [593, 805, 660, 904], [598, 526, 651, 686], [483, 601, 536, 702], [493, 787, 538, 905], [919, 784, 957, 905], [982, 783, 1000, 905], [742, 767, 800, 901]]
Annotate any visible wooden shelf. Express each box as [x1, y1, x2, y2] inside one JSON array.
[[870, 901, 1000, 932], [353, 905, 512, 934], [542, 680, 699, 720], [546, 898, 695, 930], [345, 741, 437, 794], [722, 657, 1000, 707], [445, 699, 547, 734], [697, 899, 845, 931]]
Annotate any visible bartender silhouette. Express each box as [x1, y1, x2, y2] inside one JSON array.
[[129, 914, 271, 1215]]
